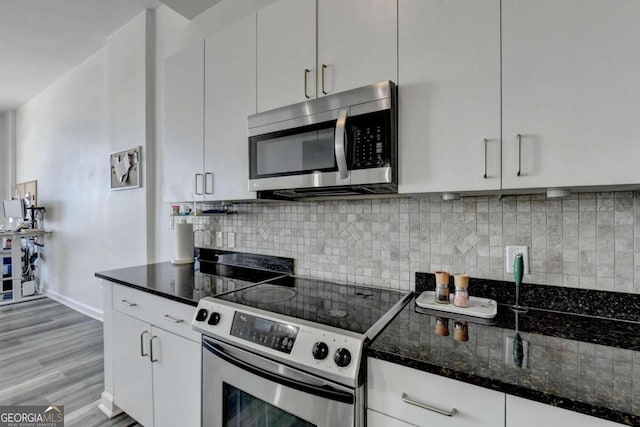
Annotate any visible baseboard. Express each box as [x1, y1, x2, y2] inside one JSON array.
[[45, 289, 103, 321], [98, 391, 122, 418]]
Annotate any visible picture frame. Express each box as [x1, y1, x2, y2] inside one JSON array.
[[110, 146, 141, 190]]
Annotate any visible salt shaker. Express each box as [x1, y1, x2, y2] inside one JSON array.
[[453, 274, 470, 307], [434, 271, 450, 304], [453, 320, 469, 342]]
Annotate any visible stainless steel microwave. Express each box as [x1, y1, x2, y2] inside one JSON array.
[[248, 81, 397, 199]]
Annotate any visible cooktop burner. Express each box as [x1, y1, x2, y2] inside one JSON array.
[[214, 276, 406, 334]]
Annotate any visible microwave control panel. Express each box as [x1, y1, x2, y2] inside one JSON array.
[[351, 111, 390, 169]]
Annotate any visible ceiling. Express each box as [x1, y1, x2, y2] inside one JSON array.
[[0, 0, 161, 113]]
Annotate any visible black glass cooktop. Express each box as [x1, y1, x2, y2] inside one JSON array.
[[215, 276, 408, 334]]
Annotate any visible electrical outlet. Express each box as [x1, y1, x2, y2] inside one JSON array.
[[505, 245, 530, 274], [203, 231, 211, 246], [216, 231, 223, 247], [168, 217, 174, 230], [228, 232, 235, 249]]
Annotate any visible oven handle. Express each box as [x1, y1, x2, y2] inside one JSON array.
[[334, 109, 349, 180], [202, 338, 354, 405]]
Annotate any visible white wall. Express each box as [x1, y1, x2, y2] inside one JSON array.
[[15, 11, 151, 319]]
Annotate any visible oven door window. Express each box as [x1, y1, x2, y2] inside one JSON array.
[[249, 122, 337, 179], [223, 382, 315, 427]]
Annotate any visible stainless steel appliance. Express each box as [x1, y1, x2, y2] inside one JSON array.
[[248, 81, 397, 199], [192, 276, 411, 427]]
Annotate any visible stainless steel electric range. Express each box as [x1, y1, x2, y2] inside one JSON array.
[[192, 275, 412, 427]]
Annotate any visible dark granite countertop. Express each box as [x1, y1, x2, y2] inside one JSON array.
[[95, 252, 292, 306], [368, 278, 640, 426]]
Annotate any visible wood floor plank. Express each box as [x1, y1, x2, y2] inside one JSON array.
[[0, 298, 141, 426]]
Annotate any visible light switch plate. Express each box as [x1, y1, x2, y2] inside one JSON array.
[[505, 245, 529, 274], [216, 231, 223, 247], [168, 217, 174, 230], [228, 232, 235, 249], [203, 231, 211, 247]]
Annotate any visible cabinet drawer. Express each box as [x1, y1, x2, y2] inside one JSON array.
[[113, 284, 200, 343], [368, 358, 505, 427]]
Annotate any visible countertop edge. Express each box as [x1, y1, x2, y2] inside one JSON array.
[[94, 272, 199, 307], [367, 348, 639, 427]]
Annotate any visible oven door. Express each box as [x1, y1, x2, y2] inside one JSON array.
[[202, 336, 355, 427]]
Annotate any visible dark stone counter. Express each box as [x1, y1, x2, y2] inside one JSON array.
[[369, 281, 640, 426], [95, 250, 293, 306]]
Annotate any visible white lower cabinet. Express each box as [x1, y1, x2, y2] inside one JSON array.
[[367, 358, 505, 427], [111, 286, 201, 427], [506, 395, 623, 427]]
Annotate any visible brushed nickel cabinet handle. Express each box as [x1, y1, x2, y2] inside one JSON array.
[[321, 64, 328, 95], [162, 314, 184, 323], [120, 299, 137, 307], [401, 393, 458, 417], [483, 138, 489, 179], [140, 331, 150, 357], [195, 173, 204, 195], [150, 335, 159, 362], [517, 134, 522, 177], [304, 69, 311, 99], [204, 172, 213, 195]]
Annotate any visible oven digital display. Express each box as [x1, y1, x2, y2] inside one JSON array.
[[231, 312, 299, 354]]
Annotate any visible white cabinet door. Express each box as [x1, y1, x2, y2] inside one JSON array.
[[398, 0, 501, 194], [204, 14, 257, 202], [502, 0, 640, 190], [506, 395, 623, 427], [162, 41, 205, 202], [257, 0, 316, 112], [317, 0, 397, 96], [113, 311, 153, 427], [151, 327, 201, 427], [368, 358, 505, 427]]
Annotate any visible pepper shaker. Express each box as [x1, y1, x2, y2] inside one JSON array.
[[434, 271, 450, 304]]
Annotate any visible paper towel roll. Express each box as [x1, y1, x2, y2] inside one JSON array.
[[172, 222, 194, 264]]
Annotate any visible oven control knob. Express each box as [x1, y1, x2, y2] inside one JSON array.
[[196, 308, 208, 322], [208, 312, 221, 326], [334, 348, 351, 367], [312, 342, 329, 360]]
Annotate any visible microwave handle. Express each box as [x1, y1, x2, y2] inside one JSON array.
[[335, 109, 349, 180]]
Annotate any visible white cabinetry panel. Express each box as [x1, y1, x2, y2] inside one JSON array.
[[257, 0, 316, 112], [204, 14, 257, 201], [162, 41, 205, 202], [502, 0, 640, 190], [398, 0, 501, 194]]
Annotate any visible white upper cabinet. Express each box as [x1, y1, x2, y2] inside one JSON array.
[[162, 41, 205, 202], [257, 0, 316, 112], [317, 0, 397, 96], [257, 0, 398, 112], [501, 0, 640, 190], [398, 0, 501, 194], [204, 14, 257, 201]]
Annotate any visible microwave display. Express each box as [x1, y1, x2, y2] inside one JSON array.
[[350, 110, 390, 170]]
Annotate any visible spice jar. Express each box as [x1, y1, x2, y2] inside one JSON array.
[[453, 320, 469, 342], [434, 271, 450, 304], [434, 317, 449, 337], [453, 274, 470, 307]]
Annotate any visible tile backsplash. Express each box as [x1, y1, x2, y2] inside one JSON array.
[[181, 191, 640, 294]]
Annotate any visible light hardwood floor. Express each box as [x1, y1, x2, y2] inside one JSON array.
[[0, 297, 141, 427]]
